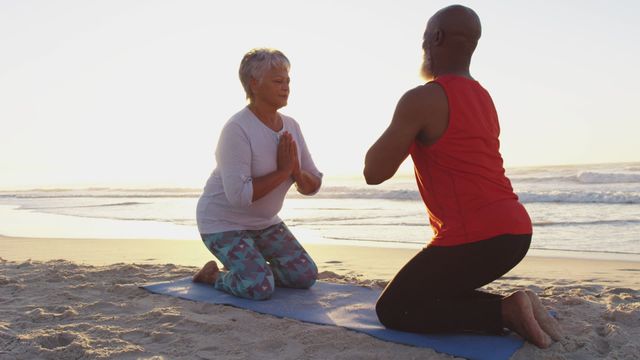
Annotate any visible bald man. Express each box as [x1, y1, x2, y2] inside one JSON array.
[[364, 5, 561, 348]]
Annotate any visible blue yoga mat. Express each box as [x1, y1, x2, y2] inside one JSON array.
[[143, 278, 523, 360]]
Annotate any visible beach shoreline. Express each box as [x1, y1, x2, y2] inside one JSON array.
[[2, 235, 640, 359], [1, 235, 639, 289]]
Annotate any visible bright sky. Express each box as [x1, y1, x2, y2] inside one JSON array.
[[1, 0, 639, 189]]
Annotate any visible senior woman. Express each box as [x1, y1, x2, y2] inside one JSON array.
[[193, 48, 322, 300]]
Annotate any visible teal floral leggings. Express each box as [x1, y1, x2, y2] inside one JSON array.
[[200, 222, 318, 300]]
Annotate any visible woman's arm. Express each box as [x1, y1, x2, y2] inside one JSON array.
[[290, 124, 322, 195], [218, 123, 255, 207], [292, 168, 321, 195], [219, 125, 297, 206]]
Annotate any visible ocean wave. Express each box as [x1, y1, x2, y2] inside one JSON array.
[[296, 221, 426, 227], [1, 184, 640, 204], [508, 175, 578, 183], [286, 186, 421, 201], [322, 236, 424, 245], [13, 206, 198, 226], [576, 171, 640, 184], [298, 187, 640, 204], [320, 237, 640, 256], [509, 171, 640, 184], [517, 190, 640, 204], [311, 219, 640, 227], [529, 246, 640, 256], [533, 219, 640, 227], [19, 202, 147, 210], [0, 192, 200, 199]]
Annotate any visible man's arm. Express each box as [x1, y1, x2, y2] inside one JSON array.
[[363, 84, 447, 185]]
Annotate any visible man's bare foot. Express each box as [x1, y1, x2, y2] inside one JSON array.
[[192, 260, 220, 285], [525, 290, 563, 341], [502, 290, 553, 348]]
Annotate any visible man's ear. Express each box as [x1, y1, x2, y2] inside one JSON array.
[[434, 29, 444, 46]]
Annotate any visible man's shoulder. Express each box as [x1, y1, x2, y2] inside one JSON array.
[[394, 82, 449, 145], [405, 82, 446, 100], [399, 82, 448, 112]]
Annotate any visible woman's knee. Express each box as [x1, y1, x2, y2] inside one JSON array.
[[296, 273, 317, 289], [222, 267, 275, 300], [248, 284, 275, 300], [275, 255, 318, 289], [243, 273, 275, 300], [294, 258, 318, 289]]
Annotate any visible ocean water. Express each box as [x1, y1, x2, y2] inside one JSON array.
[[1, 162, 639, 261]]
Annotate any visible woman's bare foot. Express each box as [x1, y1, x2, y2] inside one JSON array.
[[525, 290, 563, 341], [502, 290, 552, 348], [193, 260, 220, 285]]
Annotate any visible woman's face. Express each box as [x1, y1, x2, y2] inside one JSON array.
[[251, 66, 290, 109]]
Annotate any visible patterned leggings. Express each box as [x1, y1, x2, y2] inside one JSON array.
[[200, 222, 318, 300]]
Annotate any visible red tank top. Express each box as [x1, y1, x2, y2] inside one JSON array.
[[409, 75, 532, 246]]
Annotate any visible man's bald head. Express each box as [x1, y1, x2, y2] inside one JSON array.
[[421, 5, 482, 80]]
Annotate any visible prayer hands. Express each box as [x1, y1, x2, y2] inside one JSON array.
[[277, 132, 300, 176]]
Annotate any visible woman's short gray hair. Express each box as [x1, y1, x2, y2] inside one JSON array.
[[239, 48, 290, 100]]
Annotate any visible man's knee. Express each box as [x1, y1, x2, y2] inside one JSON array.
[[375, 296, 395, 328]]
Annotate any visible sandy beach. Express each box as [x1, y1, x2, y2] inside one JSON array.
[[2, 0, 639, 358], [1, 236, 639, 359]]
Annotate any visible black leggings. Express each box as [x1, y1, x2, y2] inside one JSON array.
[[376, 233, 531, 334]]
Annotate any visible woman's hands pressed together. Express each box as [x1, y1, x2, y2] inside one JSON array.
[[279, 131, 320, 195], [277, 131, 299, 177]]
